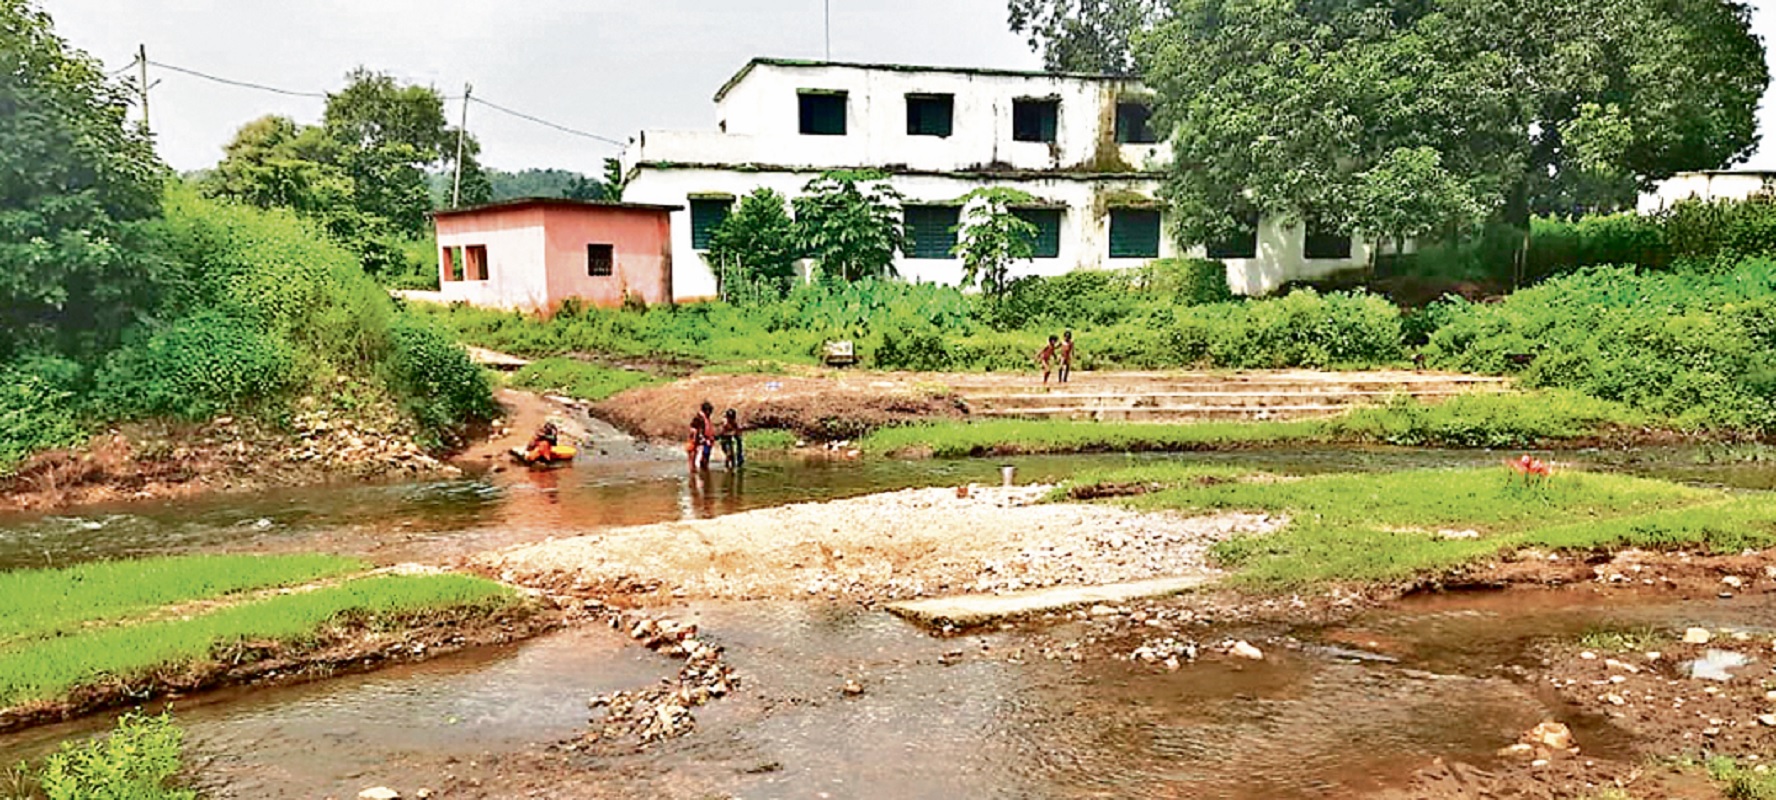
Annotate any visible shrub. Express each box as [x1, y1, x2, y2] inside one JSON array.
[[37, 711, 195, 800], [509, 357, 655, 402], [93, 310, 297, 420], [0, 363, 86, 474], [382, 315, 497, 446], [1142, 258, 1233, 305]]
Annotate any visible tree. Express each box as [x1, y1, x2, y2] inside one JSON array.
[[952, 188, 1040, 296], [0, 0, 169, 357], [792, 170, 905, 283], [1137, 0, 1767, 247], [1006, 0, 1166, 74], [708, 188, 801, 301], [1350, 147, 1489, 270]]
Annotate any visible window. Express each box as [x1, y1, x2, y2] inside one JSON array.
[[1012, 98, 1059, 143], [1012, 208, 1063, 258], [464, 245, 488, 281], [904, 205, 961, 259], [906, 94, 954, 137], [1206, 212, 1259, 259], [690, 198, 732, 250], [1304, 224, 1352, 260], [1108, 208, 1161, 259], [1114, 101, 1158, 144], [799, 91, 847, 135], [587, 244, 614, 277], [441, 246, 462, 282]]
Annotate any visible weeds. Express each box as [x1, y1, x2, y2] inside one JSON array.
[[37, 711, 195, 800], [1710, 756, 1776, 800], [509, 357, 658, 402], [1576, 625, 1667, 653]]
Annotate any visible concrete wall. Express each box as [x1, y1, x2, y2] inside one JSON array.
[[1639, 172, 1776, 214], [628, 62, 1165, 174], [436, 206, 550, 311], [625, 166, 1369, 300], [541, 205, 674, 308]]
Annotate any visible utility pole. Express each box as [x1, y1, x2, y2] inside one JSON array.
[[824, 0, 831, 61], [452, 83, 472, 208], [136, 44, 150, 131]]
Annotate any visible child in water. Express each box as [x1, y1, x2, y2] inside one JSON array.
[[686, 415, 709, 472], [717, 408, 745, 469]]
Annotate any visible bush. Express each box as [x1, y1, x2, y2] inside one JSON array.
[[0, 363, 86, 474], [1141, 258, 1233, 305], [383, 316, 497, 446], [36, 711, 195, 800], [1182, 289, 1405, 369], [93, 310, 297, 420]]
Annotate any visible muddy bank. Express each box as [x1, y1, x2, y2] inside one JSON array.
[[0, 600, 552, 734], [473, 485, 1283, 604], [0, 400, 460, 514], [592, 372, 964, 441]]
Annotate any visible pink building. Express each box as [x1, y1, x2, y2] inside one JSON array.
[[432, 198, 680, 311]]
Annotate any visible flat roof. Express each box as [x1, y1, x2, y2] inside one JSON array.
[[714, 57, 1140, 102], [430, 197, 682, 218], [1670, 170, 1776, 177]]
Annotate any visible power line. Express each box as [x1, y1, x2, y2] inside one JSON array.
[[468, 96, 626, 147], [141, 58, 627, 148], [146, 60, 328, 98]]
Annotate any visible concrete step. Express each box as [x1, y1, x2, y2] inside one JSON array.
[[966, 389, 1479, 411], [948, 378, 1508, 396]]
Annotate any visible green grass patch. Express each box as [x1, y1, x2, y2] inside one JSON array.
[[31, 711, 195, 800], [1097, 467, 1735, 587], [0, 554, 364, 647], [861, 418, 1326, 458], [1326, 390, 1648, 448], [745, 429, 799, 453], [1049, 461, 1259, 501], [1575, 625, 1668, 653], [0, 574, 514, 708], [1710, 756, 1776, 799], [508, 357, 658, 402]]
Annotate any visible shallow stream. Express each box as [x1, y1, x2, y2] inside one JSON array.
[[1, 444, 1772, 797]]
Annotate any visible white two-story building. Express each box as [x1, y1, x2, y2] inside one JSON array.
[[622, 58, 1372, 301]]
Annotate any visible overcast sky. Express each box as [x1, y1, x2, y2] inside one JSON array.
[[35, 0, 1776, 175]]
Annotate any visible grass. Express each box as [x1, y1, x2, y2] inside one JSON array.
[[0, 554, 364, 647], [508, 357, 658, 402], [745, 429, 799, 453], [33, 711, 194, 800], [1575, 625, 1668, 652], [0, 573, 515, 707], [860, 391, 1656, 457], [1061, 465, 1766, 587], [1710, 756, 1776, 799], [861, 418, 1326, 458]]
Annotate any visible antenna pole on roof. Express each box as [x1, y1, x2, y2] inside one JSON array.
[[452, 82, 472, 208], [824, 0, 831, 61]]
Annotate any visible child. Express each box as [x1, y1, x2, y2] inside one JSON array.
[[1037, 335, 1059, 384], [525, 422, 558, 463], [718, 408, 745, 469], [687, 415, 709, 472], [697, 401, 716, 469], [1059, 330, 1075, 384]]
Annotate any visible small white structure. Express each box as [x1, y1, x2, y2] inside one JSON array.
[[1639, 170, 1776, 214], [622, 58, 1372, 300]]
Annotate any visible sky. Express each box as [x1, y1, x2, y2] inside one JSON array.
[[34, 0, 1776, 176]]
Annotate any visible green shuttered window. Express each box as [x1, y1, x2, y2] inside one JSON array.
[[1012, 99, 1058, 143], [1012, 208, 1062, 258], [1109, 208, 1161, 259], [1304, 224, 1352, 260], [799, 92, 847, 135], [1206, 211, 1259, 259], [906, 94, 954, 137], [905, 205, 961, 260], [690, 198, 731, 250]]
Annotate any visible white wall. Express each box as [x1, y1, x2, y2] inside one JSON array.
[[628, 62, 1165, 175], [437, 223, 550, 311], [625, 166, 1369, 300], [1639, 172, 1776, 214]]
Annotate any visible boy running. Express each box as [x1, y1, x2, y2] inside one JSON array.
[[1037, 335, 1059, 384]]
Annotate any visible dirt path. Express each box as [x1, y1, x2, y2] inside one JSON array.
[[473, 484, 1283, 604]]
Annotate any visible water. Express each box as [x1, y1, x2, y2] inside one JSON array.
[[3, 444, 1775, 796]]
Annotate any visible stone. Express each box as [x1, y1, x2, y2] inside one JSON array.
[[1579, 651, 1598, 660], [1229, 640, 1264, 661], [1760, 715, 1776, 727], [1497, 743, 1536, 759], [1522, 720, 1574, 751], [1724, 575, 1746, 588], [841, 679, 864, 697], [1604, 694, 1627, 706], [1684, 627, 1713, 645], [358, 789, 400, 800]]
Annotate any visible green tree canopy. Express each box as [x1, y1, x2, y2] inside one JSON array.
[[953, 187, 1040, 296], [1006, 0, 1167, 74], [1134, 0, 1767, 246], [0, 0, 169, 357], [708, 188, 801, 301], [792, 170, 905, 283]]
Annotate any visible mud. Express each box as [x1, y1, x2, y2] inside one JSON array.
[[592, 372, 965, 441]]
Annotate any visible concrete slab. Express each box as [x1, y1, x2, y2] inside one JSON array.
[[886, 574, 1218, 629]]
